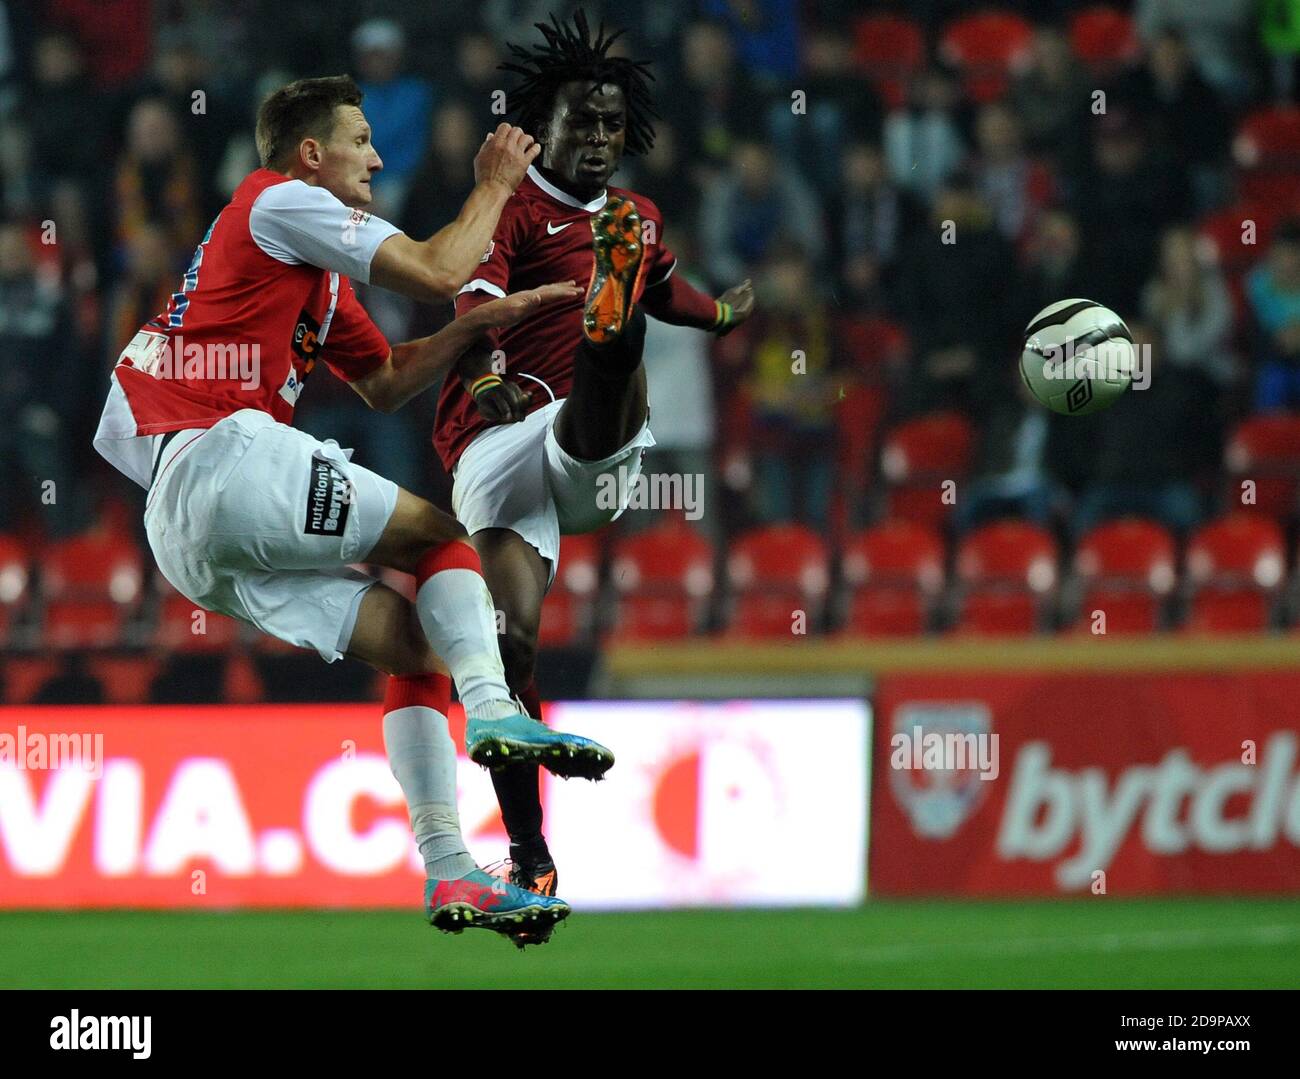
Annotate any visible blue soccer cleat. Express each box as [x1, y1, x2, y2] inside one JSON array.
[[465, 709, 614, 780], [424, 869, 570, 937]]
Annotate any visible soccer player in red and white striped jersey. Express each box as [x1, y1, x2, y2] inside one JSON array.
[[92, 75, 613, 938]]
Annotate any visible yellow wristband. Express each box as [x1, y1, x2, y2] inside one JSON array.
[[469, 374, 504, 398]]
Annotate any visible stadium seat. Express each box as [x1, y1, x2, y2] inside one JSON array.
[[724, 524, 830, 638], [880, 412, 975, 527], [0, 534, 30, 646], [1068, 6, 1139, 68], [86, 654, 162, 704], [607, 523, 714, 641], [851, 13, 926, 109], [39, 528, 145, 649], [838, 315, 910, 379], [1068, 518, 1177, 634], [938, 10, 1034, 103], [1184, 513, 1285, 632], [1223, 414, 1300, 524], [1233, 106, 1300, 206], [537, 533, 602, 647], [153, 571, 240, 653], [838, 520, 945, 636], [0, 656, 61, 704], [952, 520, 1058, 635], [1197, 202, 1279, 279]]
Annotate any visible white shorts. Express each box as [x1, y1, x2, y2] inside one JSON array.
[[143, 408, 399, 661], [452, 398, 655, 582]]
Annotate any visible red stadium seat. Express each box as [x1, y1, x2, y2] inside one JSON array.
[[1233, 107, 1300, 206], [153, 572, 240, 653], [838, 315, 911, 379], [724, 524, 830, 638], [537, 534, 602, 647], [1069, 518, 1177, 634], [607, 523, 714, 641], [0, 535, 30, 645], [953, 520, 1058, 635], [0, 656, 62, 704], [86, 654, 162, 704], [1069, 6, 1139, 68], [1184, 514, 1285, 633], [1224, 414, 1300, 524], [851, 13, 926, 110], [39, 528, 144, 648], [880, 412, 975, 527], [838, 520, 945, 636], [939, 10, 1034, 103], [1197, 202, 1278, 278]]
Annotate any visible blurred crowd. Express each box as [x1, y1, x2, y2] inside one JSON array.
[[2, 0, 1299, 552]]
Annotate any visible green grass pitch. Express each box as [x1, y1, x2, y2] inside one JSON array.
[[2, 899, 1298, 989]]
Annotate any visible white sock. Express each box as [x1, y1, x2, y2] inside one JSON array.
[[414, 542, 514, 717], [381, 679, 476, 880]]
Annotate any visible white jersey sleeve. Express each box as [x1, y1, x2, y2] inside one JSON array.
[[248, 179, 401, 283]]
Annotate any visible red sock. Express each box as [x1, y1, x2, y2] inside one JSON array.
[[384, 672, 452, 715], [414, 539, 482, 586]]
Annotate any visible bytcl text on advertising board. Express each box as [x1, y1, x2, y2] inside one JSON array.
[[871, 672, 1300, 895], [0, 699, 868, 909]]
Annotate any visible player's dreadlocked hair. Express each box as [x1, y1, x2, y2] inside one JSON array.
[[499, 8, 659, 156]]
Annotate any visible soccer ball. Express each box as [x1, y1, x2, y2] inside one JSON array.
[[1019, 299, 1135, 416]]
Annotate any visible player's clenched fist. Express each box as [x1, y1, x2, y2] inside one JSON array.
[[471, 378, 531, 424], [474, 123, 541, 192]]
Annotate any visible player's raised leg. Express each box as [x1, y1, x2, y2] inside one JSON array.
[[364, 487, 613, 779], [552, 195, 651, 462]]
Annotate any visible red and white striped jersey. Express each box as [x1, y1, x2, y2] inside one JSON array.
[[94, 168, 399, 488]]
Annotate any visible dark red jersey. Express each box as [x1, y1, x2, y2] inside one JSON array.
[[434, 166, 682, 470]]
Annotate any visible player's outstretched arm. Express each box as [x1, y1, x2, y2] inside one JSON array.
[[640, 272, 755, 336], [713, 278, 755, 336], [350, 282, 581, 413], [368, 124, 539, 304]]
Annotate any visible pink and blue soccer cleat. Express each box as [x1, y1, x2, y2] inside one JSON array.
[[424, 868, 570, 937]]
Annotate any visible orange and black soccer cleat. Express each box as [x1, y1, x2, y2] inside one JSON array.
[[582, 196, 644, 346], [486, 858, 562, 950]]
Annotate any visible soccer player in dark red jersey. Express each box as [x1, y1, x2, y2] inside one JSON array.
[[435, 12, 754, 930]]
